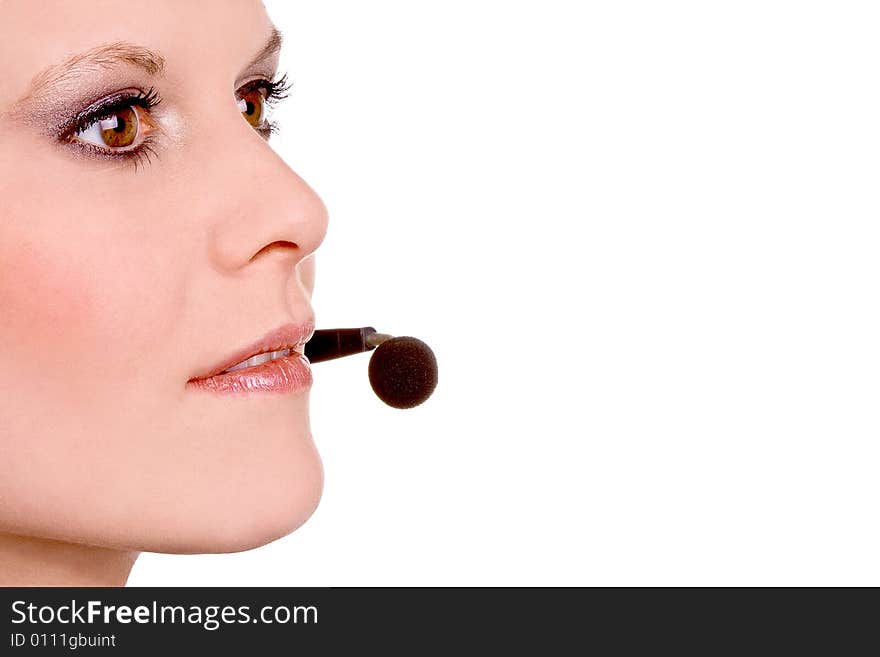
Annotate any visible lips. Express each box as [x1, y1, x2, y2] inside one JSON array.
[[188, 319, 316, 382]]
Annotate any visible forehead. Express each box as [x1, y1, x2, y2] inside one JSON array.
[[0, 0, 273, 100]]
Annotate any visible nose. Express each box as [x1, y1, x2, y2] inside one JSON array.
[[204, 126, 329, 274]]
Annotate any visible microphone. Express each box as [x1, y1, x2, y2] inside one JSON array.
[[304, 327, 438, 409]]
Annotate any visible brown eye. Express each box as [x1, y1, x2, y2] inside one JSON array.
[[98, 107, 138, 147], [238, 88, 264, 128], [72, 105, 153, 150]]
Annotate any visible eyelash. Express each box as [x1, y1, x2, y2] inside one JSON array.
[[60, 72, 293, 171], [240, 71, 293, 140]]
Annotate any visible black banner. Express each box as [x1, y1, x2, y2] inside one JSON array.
[[0, 587, 873, 652]]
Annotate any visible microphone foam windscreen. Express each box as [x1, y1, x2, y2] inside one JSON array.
[[368, 336, 438, 409]]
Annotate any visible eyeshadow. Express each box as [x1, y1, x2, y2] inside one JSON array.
[[15, 78, 153, 138]]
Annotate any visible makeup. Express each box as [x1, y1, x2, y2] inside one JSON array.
[[14, 70, 291, 167], [187, 320, 315, 394], [187, 350, 312, 395], [56, 86, 162, 140]]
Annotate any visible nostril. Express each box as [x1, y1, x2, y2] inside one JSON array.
[[251, 240, 298, 261]]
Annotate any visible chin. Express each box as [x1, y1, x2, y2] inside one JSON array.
[[201, 454, 323, 555], [140, 436, 325, 555], [2, 421, 326, 556]]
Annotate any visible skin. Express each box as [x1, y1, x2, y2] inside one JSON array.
[[0, 0, 329, 585]]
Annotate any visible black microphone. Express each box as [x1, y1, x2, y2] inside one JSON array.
[[304, 327, 438, 409]]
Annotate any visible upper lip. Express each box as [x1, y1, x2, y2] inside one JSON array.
[[188, 318, 316, 381]]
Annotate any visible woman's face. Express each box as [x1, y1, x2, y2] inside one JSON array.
[[0, 0, 328, 553]]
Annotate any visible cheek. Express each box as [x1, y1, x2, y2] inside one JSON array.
[[0, 223, 175, 387], [0, 198, 181, 539], [0, 239, 102, 361], [0, 150, 178, 379]]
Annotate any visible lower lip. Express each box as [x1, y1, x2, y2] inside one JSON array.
[[187, 351, 312, 395]]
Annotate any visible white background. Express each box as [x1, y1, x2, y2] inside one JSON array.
[[130, 1, 880, 585]]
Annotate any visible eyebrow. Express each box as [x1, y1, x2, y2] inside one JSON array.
[[26, 42, 166, 99], [245, 26, 284, 72], [18, 26, 283, 106]]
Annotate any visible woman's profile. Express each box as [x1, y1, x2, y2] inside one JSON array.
[[0, 0, 328, 585]]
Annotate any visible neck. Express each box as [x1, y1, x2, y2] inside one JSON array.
[[0, 532, 139, 587]]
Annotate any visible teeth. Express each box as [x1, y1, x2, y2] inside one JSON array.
[[223, 348, 291, 373]]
